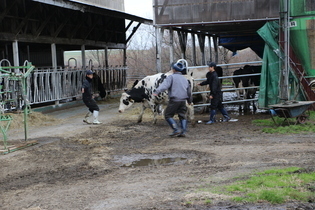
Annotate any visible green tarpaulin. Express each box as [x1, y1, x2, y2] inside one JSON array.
[[257, 21, 306, 109]]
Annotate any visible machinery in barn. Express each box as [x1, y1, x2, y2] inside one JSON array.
[[0, 60, 36, 154]]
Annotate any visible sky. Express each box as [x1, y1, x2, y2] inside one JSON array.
[[124, 0, 155, 49], [124, 0, 153, 19]]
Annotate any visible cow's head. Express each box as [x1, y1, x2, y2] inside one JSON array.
[[118, 92, 135, 113]]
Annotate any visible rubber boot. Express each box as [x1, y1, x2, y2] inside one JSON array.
[[177, 119, 187, 137], [166, 118, 180, 137], [83, 111, 92, 124], [220, 108, 231, 122], [93, 110, 102, 124], [206, 110, 216, 125]]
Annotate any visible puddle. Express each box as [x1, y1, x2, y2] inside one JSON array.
[[121, 157, 187, 167]]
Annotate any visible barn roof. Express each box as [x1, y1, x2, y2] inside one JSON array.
[[0, 0, 153, 50], [154, 0, 279, 56]]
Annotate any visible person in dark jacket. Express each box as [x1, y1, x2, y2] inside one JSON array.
[[82, 70, 101, 124], [198, 62, 230, 124], [153, 62, 192, 137]]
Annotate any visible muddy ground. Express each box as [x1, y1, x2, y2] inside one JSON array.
[[1, 99, 315, 210]]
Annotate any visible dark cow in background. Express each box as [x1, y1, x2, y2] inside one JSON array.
[[92, 73, 107, 98], [233, 65, 261, 111], [118, 70, 194, 124]]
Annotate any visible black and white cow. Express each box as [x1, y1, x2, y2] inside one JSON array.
[[118, 70, 194, 124], [233, 65, 261, 110]]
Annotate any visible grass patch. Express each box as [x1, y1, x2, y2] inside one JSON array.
[[252, 111, 315, 134], [196, 167, 315, 205], [224, 167, 315, 204]]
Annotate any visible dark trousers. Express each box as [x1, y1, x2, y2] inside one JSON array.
[[83, 98, 99, 113], [164, 100, 187, 120], [210, 93, 224, 110]]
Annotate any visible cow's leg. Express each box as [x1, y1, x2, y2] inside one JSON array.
[[235, 85, 240, 100], [137, 104, 146, 123], [151, 103, 161, 124], [186, 103, 195, 127], [200, 93, 209, 114], [153, 110, 158, 124], [251, 90, 257, 112], [243, 89, 252, 112]]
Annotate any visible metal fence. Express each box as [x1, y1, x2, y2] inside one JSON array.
[[190, 61, 262, 108], [0, 59, 127, 111]]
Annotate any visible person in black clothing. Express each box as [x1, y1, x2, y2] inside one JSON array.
[[82, 70, 102, 124], [198, 62, 230, 124]]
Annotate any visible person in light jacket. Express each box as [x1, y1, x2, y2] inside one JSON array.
[[153, 62, 192, 137]]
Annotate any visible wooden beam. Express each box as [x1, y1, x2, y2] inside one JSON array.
[[0, 32, 126, 49]]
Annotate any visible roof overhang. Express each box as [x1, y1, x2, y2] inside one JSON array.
[[32, 0, 153, 25]]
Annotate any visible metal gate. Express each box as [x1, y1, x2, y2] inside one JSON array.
[[0, 59, 127, 111], [188, 61, 262, 108]]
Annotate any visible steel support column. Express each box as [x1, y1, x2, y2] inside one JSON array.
[[51, 43, 57, 69], [105, 46, 109, 67], [81, 45, 86, 70], [155, 27, 163, 73], [169, 28, 174, 65], [198, 34, 206, 65], [177, 30, 187, 59], [208, 36, 212, 63], [192, 33, 196, 66], [12, 40, 19, 70], [213, 36, 219, 63]]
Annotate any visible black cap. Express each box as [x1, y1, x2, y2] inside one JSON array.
[[207, 62, 216, 68], [86, 70, 93, 75]]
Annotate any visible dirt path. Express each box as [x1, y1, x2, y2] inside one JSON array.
[[1, 101, 315, 210]]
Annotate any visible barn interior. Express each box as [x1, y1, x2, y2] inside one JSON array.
[[0, 0, 152, 67], [0, 0, 153, 109]]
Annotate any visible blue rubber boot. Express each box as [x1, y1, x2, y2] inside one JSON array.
[[177, 119, 187, 137], [166, 118, 180, 136], [219, 108, 231, 122], [206, 110, 216, 125]]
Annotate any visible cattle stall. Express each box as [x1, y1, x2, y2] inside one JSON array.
[[0, 59, 126, 111]]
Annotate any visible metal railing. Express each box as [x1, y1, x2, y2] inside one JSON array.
[[0, 59, 127, 110], [188, 61, 262, 107]]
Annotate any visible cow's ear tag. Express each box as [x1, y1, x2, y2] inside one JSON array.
[[129, 98, 134, 103]]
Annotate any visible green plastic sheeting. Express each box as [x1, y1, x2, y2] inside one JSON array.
[[290, 17, 315, 77], [257, 21, 306, 109], [257, 21, 280, 108]]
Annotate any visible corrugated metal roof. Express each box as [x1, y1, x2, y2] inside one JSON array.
[[154, 0, 279, 36]]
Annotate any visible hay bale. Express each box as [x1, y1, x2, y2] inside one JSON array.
[[0, 112, 58, 129]]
